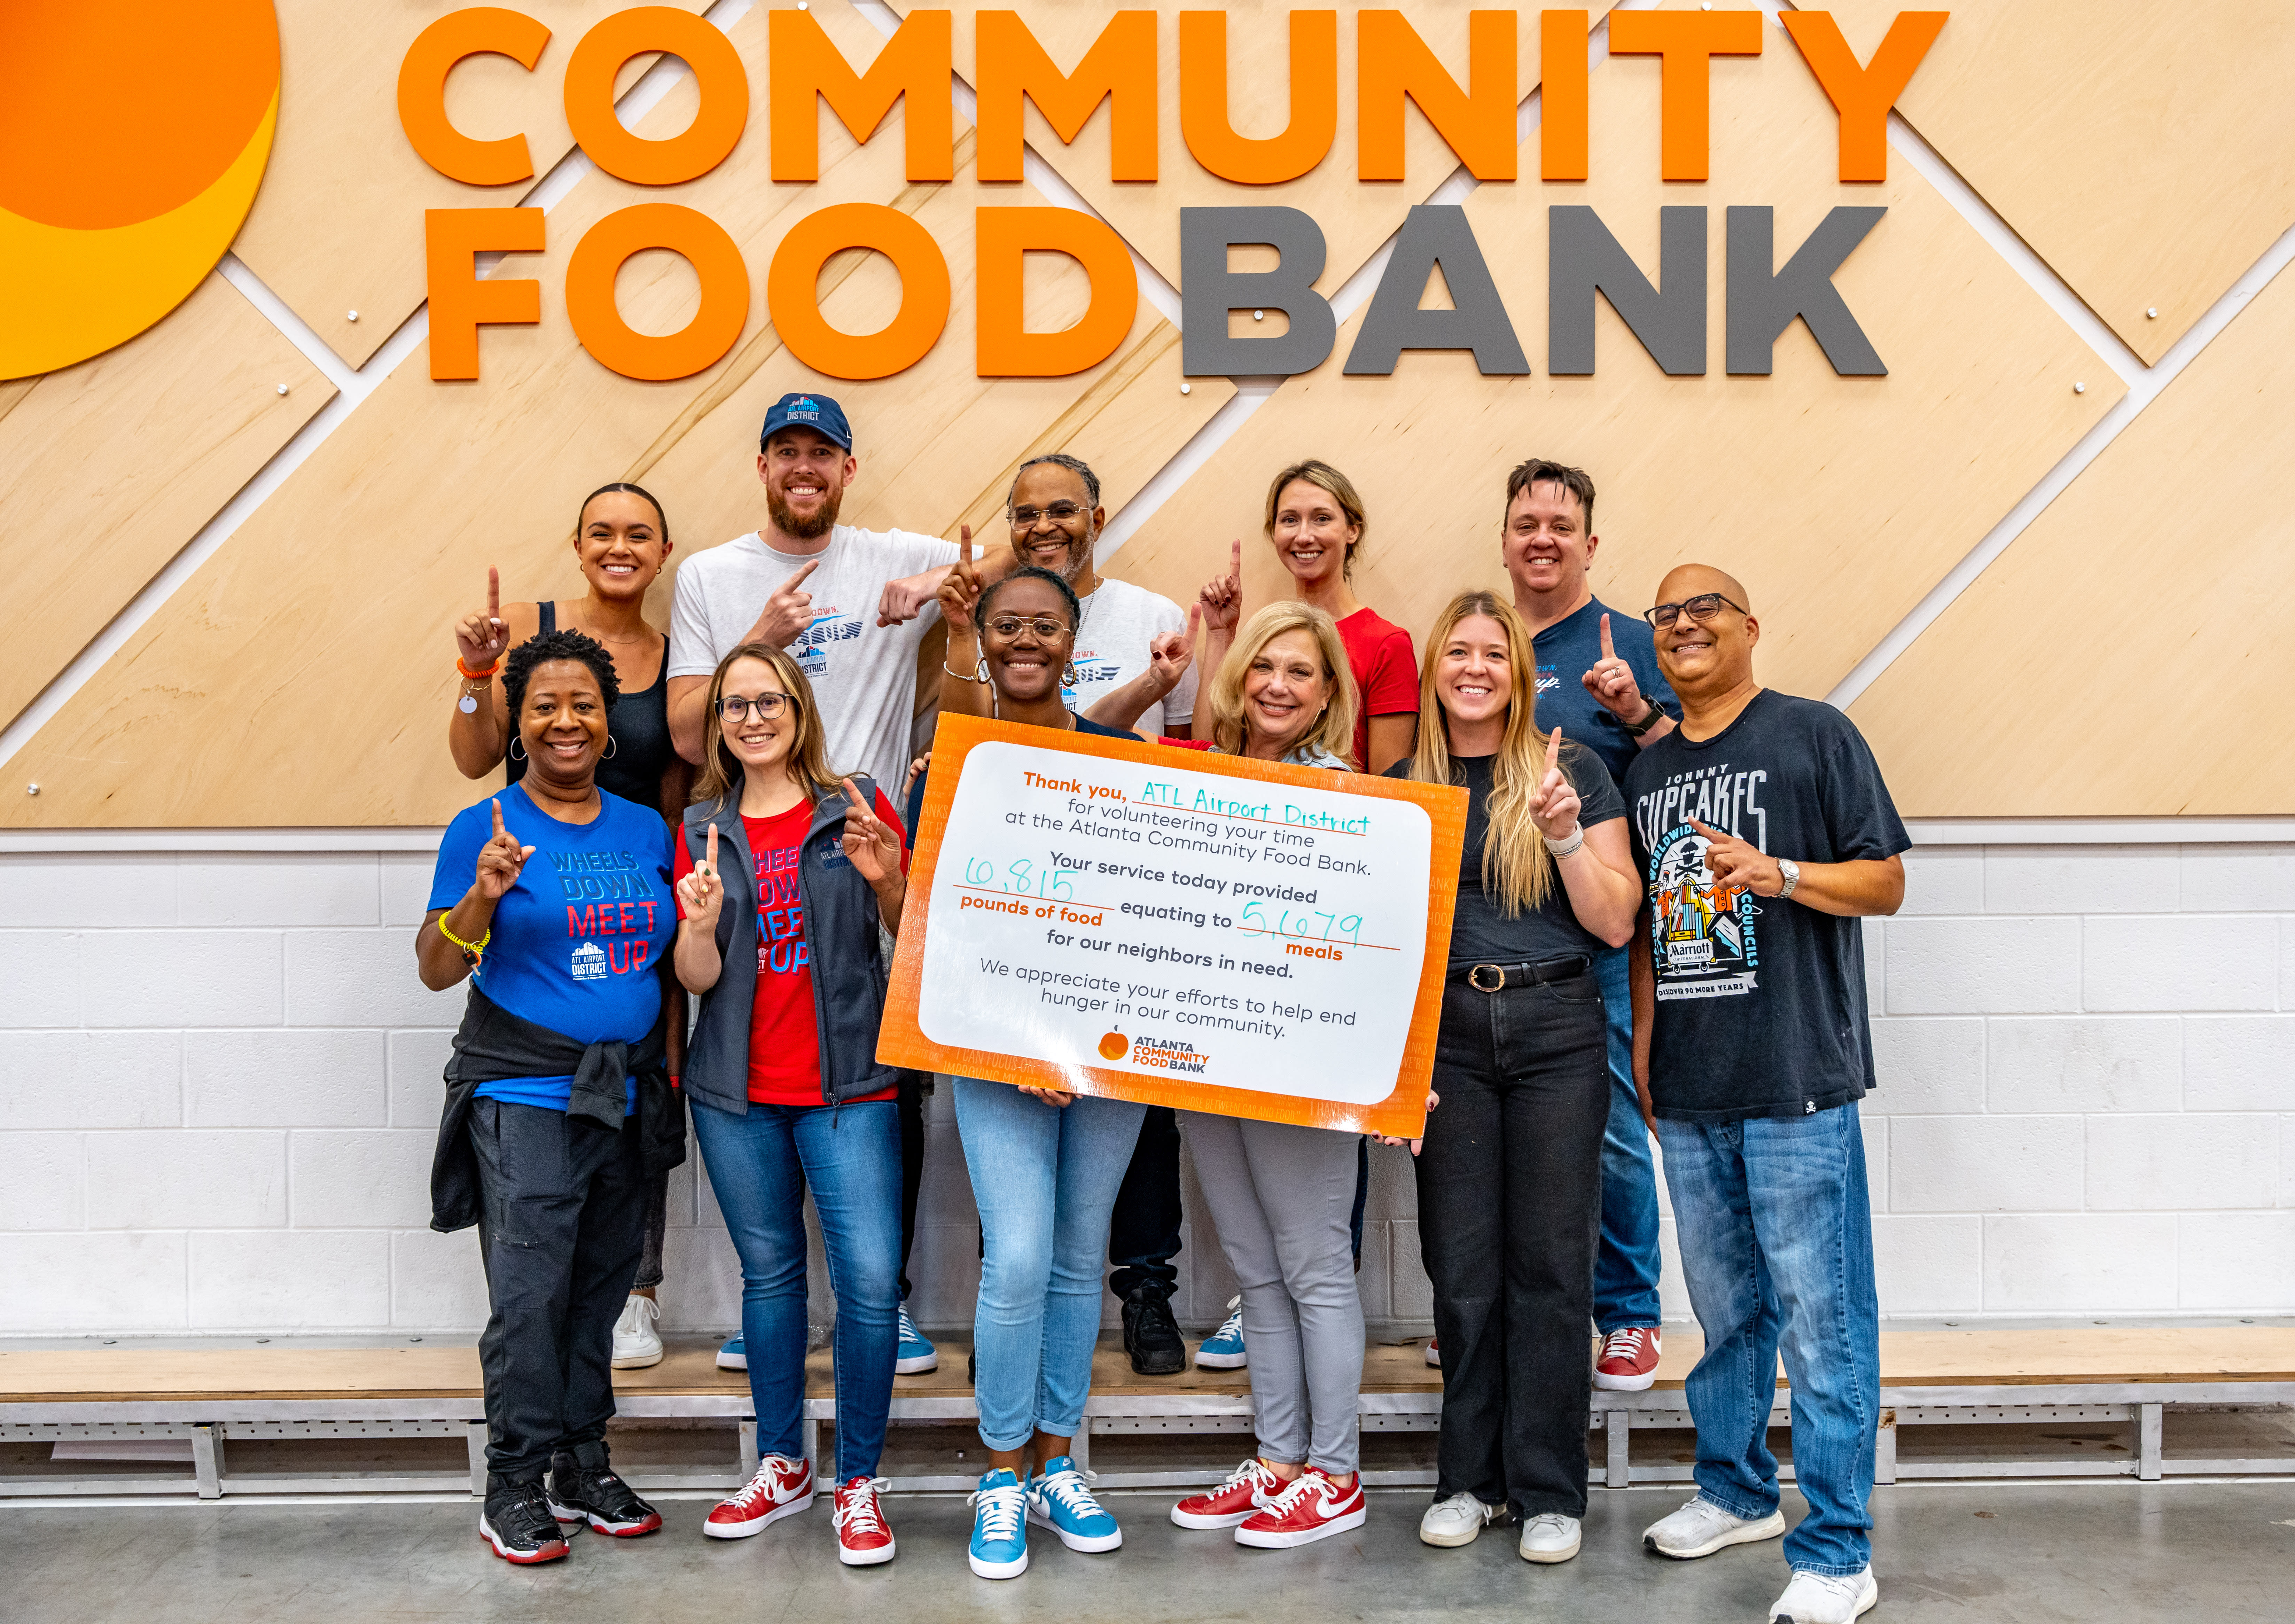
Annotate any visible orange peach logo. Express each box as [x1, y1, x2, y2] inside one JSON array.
[[0, 1, 281, 379], [1098, 1030, 1128, 1061]]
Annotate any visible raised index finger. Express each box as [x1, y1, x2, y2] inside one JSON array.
[[1688, 818, 1726, 844], [782, 559, 821, 593], [841, 777, 871, 815], [1599, 612, 1614, 662], [959, 523, 973, 564], [487, 567, 500, 619], [490, 797, 506, 838], [1229, 536, 1242, 580], [704, 821, 718, 870]]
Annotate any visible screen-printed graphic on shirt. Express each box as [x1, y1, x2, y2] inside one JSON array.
[[1636, 761, 1770, 1000]]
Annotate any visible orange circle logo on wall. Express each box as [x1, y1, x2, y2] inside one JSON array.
[[0, 1, 281, 380]]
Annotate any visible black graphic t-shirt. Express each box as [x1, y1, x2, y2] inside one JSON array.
[[1388, 746, 1625, 969], [1622, 689, 1908, 1122]]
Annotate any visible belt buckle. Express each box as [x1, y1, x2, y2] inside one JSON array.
[[1468, 963, 1507, 993]]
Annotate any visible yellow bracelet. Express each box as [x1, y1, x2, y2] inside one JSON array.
[[438, 915, 491, 966]]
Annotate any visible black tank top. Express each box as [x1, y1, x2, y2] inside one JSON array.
[[506, 601, 676, 813]]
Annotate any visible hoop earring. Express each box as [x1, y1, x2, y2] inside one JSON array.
[[1063, 662, 1080, 687], [508, 736, 526, 762], [602, 735, 618, 760], [976, 654, 991, 684]]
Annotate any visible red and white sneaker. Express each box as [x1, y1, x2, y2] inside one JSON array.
[[1233, 1466, 1367, 1549], [704, 1453, 814, 1539], [832, 1475, 897, 1566], [1594, 1327, 1662, 1392], [1170, 1457, 1284, 1530], [1424, 1336, 1441, 1367]]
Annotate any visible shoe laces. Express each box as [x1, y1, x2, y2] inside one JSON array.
[[969, 1478, 1026, 1540], [725, 1455, 803, 1508], [1215, 1457, 1281, 1497], [1213, 1298, 1244, 1340], [1430, 1490, 1494, 1523], [1794, 1570, 1863, 1600], [1033, 1463, 1107, 1519], [1524, 1513, 1574, 1537], [835, 1477, 890, 1538], [1601, 1326, 1653, 1362], [898, 1305, 922, 1343], [1259, 1471, 1323, 1516]]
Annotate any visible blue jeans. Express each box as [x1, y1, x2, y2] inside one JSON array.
[[954, 1078, 1145, 1451], [1593, 944, 1664, 1330], [690, 1098, 901, 1482], [1656, 1102, 1880, 1578]]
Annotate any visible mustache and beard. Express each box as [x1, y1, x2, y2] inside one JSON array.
[[767, 477, 845, 540]]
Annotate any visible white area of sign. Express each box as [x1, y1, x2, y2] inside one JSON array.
[[914, 741, 1432, 1105]]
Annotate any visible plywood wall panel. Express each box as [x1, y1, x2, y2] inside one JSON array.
[[229, 0, 710, 368], [1827, 0, 2295, 366], [1850, 260, 2295, 816], [0, 0, 1223, 829], [888, 2, 1611, 290], [1098, 0, 2118, 711], [0, 274, 333, 732]]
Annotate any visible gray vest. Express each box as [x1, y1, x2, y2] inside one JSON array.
[[679, 775, 898, 1115]]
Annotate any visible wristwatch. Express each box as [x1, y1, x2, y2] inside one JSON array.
[[1775, 858, 1801, 900], [1619, 695, 1667, 737]]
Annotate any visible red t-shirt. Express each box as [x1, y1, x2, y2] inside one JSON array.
[[1336, 607, 1419, 772], [674, 794, 906, 1108]]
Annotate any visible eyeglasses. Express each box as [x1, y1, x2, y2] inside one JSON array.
[[1643, 593, 1747, 630], [1009, 502, 1088, 526], [718, 692, 796, 721], [985, 616, 1074, 641]]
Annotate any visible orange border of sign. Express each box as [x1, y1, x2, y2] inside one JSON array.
[[876, 713, 1469, 1139]]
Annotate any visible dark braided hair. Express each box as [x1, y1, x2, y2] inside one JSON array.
[[977, 563, 1082, 630], [504, 627, 620, 719]]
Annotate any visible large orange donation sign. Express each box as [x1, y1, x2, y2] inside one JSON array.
[[0, 0, 281, 380], [880, 716, 1468, 1138], [404, 7, 1947, 384]]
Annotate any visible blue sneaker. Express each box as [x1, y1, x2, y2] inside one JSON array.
[[967, 1468, 1029, 1578], [1196, 1297, 1247, 1369], [896, 1306, 938, 1375], [1025, 1456, 1123, 1552], [716, 1334, 746, 1372]]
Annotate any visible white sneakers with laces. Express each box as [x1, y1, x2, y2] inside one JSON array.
[[609, 1293, 663, 1369], [1418, 1491, 1508, 1547], [1770, 1566, 1879, 1623], [1517, 1512, 1581, 1563], [1641, 1494, 1788, 1560]]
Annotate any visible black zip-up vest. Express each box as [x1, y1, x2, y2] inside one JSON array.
[[679, 775, 897, 1115]]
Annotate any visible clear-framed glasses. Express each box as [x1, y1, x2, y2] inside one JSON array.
[[1008, 502, 1089, 527], [1643, 592, 1747, 630], [719, 692, 796, 722], [985, 615, 1073, 641]]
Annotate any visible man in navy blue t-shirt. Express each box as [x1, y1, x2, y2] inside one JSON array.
[[1502, 458, 1678, 1393]]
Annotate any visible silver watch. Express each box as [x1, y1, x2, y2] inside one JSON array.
[[1775, 857, 1801, 900]]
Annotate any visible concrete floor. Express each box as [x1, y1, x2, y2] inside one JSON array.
[[5, 1483, 2292, 1623]]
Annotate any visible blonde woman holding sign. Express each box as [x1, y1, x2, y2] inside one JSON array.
[[1384, 592, 1638, 1562], [1164, 602, 1371, 1548]]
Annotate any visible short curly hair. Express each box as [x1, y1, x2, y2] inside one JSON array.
[[978, 563, 1082, 629], [504, 627, 620, 719]]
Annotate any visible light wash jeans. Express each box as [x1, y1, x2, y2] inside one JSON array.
[[1656, 1101, 1880, 1577], [954, 1078, 1145, 1451], [689, 1098, 901, 1481], [1593, 944, 1665, 1330]]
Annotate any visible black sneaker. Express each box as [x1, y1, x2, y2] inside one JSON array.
[[479, 1478, 571, 1564], [548, 1442, 664, 1537], [1122, 1289, 1187, 1375]]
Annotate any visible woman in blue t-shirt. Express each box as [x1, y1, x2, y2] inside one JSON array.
[[930, 564, 1145, 1579], [417, 628, 677, 1567]]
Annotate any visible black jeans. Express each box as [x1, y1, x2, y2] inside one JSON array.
[[470, 1098, 649, 1483], [633, 1168, 669, 1291], [897, 1070, 929, 1301], [1417, 971, 1609, 1518], [1107, 1104, 1183, 1299]]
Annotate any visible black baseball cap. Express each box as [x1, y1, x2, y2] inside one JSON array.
[[759, 392, 852, 452]]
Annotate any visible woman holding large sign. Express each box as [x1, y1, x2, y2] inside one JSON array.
[[1164, 603, 1374, 1548], [932, 562, 1146, 1579], [1385, 593, 1639, 1562], [669, 643, 910, 1567]]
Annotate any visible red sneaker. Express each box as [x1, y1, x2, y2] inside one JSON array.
[[1233, 1466, 1367, 1549], [1424, 1336, 1441, 1368], [1170, 1457, 1283, 1530], [832, 1475, 897, 1566], [1594, 1326, 1662, 1392], [704, 1454, 814, 1539]]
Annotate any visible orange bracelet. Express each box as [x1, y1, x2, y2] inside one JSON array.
[[456, 657, 498, 681]]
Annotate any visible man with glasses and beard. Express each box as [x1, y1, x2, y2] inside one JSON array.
[[938, 452, 1201, 1379]]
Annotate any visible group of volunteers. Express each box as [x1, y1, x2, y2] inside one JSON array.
[[415, 390, 1906, 1624]]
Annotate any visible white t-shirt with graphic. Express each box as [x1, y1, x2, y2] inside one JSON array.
[[669, 526, 959, 797], [1064, 576, 1199, 734]]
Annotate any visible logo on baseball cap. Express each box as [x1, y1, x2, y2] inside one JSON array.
[[759, 392, 853, 452]]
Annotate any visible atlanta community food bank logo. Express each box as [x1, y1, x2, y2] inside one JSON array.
[[1104, 1030, 1209, 1075], [0, 1, 281, 379]]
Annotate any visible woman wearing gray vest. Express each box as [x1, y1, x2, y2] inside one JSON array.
[[670, 642, 910, 1566]]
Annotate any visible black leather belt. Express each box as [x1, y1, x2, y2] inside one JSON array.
[[1453, 953, 1592, 992]]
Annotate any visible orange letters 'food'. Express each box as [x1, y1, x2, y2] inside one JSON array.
[[975, 206, 1140, 376], [566, 203, 750, 380], [766, 202, 951, 379], [424, 206, 546, 380]]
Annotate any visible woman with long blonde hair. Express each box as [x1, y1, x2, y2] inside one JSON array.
[[1382, 591, 1639, 1562]]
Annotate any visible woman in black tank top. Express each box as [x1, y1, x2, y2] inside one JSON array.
[[448, 482, 688, 820]]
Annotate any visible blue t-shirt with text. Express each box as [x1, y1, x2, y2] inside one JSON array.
[[427, 783, 675, 1113], [1532, 597, 1679, 789]]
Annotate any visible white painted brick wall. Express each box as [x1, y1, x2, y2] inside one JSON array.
[[2, 841, 2291, 1336]]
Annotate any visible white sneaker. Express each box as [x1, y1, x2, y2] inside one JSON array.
[[610, 1294, 663, 1369], [1641, 1495, 1787, 1560], [1518, 1513, 1581, 1564], [1418, 1491, 1507, 1547], [1770, 1566, 1878, 1623]]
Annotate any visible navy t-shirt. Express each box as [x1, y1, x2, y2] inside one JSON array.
[[1623, 689, 1908, 1123], [427, 783, 676, 1112], [1532, 598, 1678, 790]]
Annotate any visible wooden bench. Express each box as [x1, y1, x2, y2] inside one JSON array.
[[6, 1328, 2291, 1499]]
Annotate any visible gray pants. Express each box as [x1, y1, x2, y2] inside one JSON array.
[[1179, 1112, 1364, 1474]]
